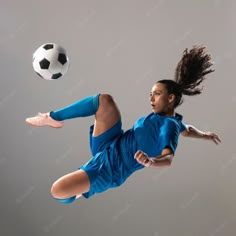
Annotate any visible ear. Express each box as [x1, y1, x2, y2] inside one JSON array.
[[168, 94, 175, 104]]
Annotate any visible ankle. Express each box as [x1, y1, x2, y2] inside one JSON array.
[[49, 111, 61, 121]]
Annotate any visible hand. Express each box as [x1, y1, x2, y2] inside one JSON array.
[[134, 150, 153, 167], [203, 131, 221, 145]]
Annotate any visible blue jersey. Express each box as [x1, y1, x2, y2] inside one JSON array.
[[133, 112, 186, 156], [79, 112, 187, 198], [113, 112, 186, 173]]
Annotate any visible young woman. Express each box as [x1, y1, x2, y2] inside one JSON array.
[[26, 45, 221, 204]]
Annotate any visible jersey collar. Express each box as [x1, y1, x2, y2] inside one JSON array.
[[154, 112, 183, 121]]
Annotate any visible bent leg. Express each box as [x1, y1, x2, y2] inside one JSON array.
[[49, 94, 121, 131], [51, 169, 90, 203], [50, 94, 100, 121], [93, 94, 121, 136], [26, 94, 121, 131], [25, 94, 100, 127]]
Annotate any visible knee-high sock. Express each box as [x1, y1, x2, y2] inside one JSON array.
[[50, 94, 100, 121], [53, 195, 76, 204]]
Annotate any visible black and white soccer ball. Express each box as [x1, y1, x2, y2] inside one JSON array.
[[32, 43, 69, 80]]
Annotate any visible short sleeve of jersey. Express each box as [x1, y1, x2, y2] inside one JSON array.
[[160, 120, 180, 155], [180, 122, 187, 132]]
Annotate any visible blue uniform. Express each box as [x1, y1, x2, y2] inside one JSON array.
[[78, 112, 186, 199]]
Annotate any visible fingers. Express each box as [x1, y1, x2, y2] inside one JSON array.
[[213, 137, 219, 145], [134, 151, 147, 162], [134, 150, 143, 158], [211, 133, 222, 145], [215, 135, 221, 143], [206, 132, 222, 145], [212, 138, 218, 145], [134, 150, 147, 159], [134, 150, 150, 166]]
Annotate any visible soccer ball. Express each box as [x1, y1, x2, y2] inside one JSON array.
[[32, 43, 69, 80]]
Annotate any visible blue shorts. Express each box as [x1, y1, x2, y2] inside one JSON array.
[[78, 119, 125, 198], [89, 119, 123, 156]]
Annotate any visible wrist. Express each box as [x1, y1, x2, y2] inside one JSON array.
[[202, 132, 210, 140], [148, 158, 154, 167]]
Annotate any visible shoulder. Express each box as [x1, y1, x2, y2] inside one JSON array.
[[160, 119, 179, 136], [162, 116, 186, 136], [180, 127, 189, 136], [168, 112, 187, 132]]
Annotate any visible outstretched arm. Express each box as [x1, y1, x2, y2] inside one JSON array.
[[181, 124, 221, 145]]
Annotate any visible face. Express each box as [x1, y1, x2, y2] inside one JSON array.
[[149, 83, 175, 115]]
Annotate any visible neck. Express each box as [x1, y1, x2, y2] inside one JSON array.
[[158, 109, 175, 117]]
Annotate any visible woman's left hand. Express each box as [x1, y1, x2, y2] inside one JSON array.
[[204, 132, 222, 145], [134, 150, 153, 167]]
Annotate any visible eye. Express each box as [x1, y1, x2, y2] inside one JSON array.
[[150, 92, 160, 97]]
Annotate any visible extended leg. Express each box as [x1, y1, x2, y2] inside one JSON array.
[[51, 169, 90, 204]]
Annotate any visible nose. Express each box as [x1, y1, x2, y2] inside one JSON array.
[[149, 95, 154, 102]]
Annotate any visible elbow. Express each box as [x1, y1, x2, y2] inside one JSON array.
[[161, 158, 172, 167], [152, 154, 174, 167], [166, 155, 174, 166], [166, 159, 172, 166]]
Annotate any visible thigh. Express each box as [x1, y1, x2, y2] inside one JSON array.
[[93, 94, 121, 137], [89, 119, 123, 156], [78, 151, 114, 199], [51, 169, 90, 199]]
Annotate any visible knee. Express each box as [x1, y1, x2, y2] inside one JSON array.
[[51, 183, 76, 204], [99, 94, 115, 106], [51, 180, 70, 199], [51, 182, 63, 199]]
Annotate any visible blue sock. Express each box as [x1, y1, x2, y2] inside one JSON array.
[[50, 94, 100, 121], [53, 195, 76, 204]]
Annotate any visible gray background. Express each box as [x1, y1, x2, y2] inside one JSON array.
[[0, 0, 235, 235]]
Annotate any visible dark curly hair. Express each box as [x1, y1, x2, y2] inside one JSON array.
[[157, 45, 215, 108]]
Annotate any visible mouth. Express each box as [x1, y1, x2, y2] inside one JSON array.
[[151, 104, 156, 108]]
